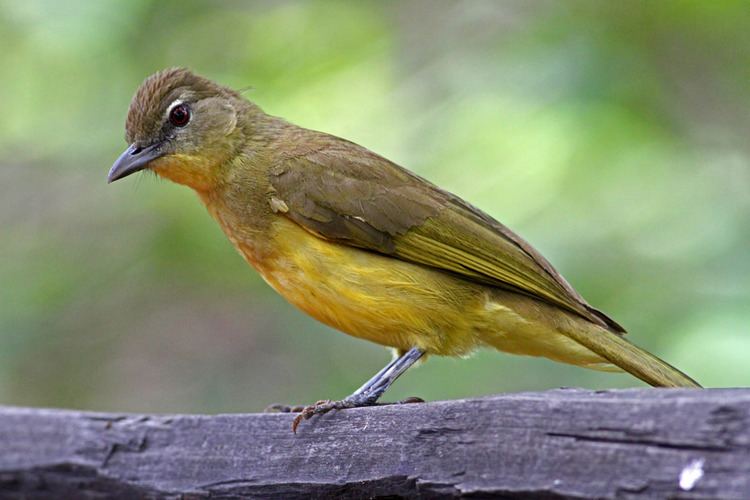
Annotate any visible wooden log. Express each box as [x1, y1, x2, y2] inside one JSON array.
[[1, 388, 748, 499]]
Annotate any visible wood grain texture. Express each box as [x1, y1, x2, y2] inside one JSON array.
[[0, 388, 748, 499]]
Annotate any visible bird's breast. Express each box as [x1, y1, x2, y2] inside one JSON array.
[[224, 215, 485, 355], [205, 203, 611, 367]]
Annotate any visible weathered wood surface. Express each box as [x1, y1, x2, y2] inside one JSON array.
[[0, 388, 748, 499]]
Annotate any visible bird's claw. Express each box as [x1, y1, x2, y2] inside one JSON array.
[[396, 396, 425, 405], [289, 395, 426, 433], [292, 399, 352, 433], [264, 403, 306, 413]]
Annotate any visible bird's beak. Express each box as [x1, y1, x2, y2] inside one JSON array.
[[108, 142, 165, 183]]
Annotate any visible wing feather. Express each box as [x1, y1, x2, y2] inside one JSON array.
[[269, 136, 624, 333]]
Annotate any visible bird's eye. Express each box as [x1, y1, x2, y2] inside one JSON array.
[[168, 103, 191, 127]]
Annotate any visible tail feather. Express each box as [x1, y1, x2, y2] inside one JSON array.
[[564, 327, 702, 388]]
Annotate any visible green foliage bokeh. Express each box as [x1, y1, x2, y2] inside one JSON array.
[[0, 0, 748, 412]]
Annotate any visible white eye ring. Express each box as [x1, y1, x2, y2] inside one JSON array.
[[166, 99, 191, 128], [166, 99, 184, 116]]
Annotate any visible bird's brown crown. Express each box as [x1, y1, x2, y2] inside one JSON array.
[[125, 67, 240, 145]]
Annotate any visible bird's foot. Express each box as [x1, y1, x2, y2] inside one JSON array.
[[394, 396, 425, 405], [264, 403, 306, 413], [290, 395, 425, 433], [291, 399, 356, 433]]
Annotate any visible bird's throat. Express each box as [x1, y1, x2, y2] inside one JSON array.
[[151, 154, 220, 193]]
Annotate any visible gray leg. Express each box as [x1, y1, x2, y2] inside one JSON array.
[[347, 347, 424, 405], [292, 347, 425, 432]]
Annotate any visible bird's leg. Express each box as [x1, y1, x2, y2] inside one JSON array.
[[291, 347, 424, 432], [347, 348, 420, 402], [264, 352, 406, 413]]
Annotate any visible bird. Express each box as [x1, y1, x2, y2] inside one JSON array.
[[108, 68, 701, 432]]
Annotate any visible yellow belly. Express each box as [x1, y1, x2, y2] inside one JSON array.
[[229, 217, 613, 370], [252, 218, 481, 355]]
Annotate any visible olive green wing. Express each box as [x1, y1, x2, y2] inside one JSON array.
[[269, 137, 624, 333]]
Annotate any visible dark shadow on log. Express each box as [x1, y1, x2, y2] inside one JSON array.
[[1, 388, 749, 499]]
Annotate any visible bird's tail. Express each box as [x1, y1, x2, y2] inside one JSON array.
[[563, 326, 702, 388]]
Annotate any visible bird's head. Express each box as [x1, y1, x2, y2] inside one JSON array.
[[108, 68, 254, 191]]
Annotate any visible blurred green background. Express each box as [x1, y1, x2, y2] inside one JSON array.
[[1, 0, 748, 414]]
